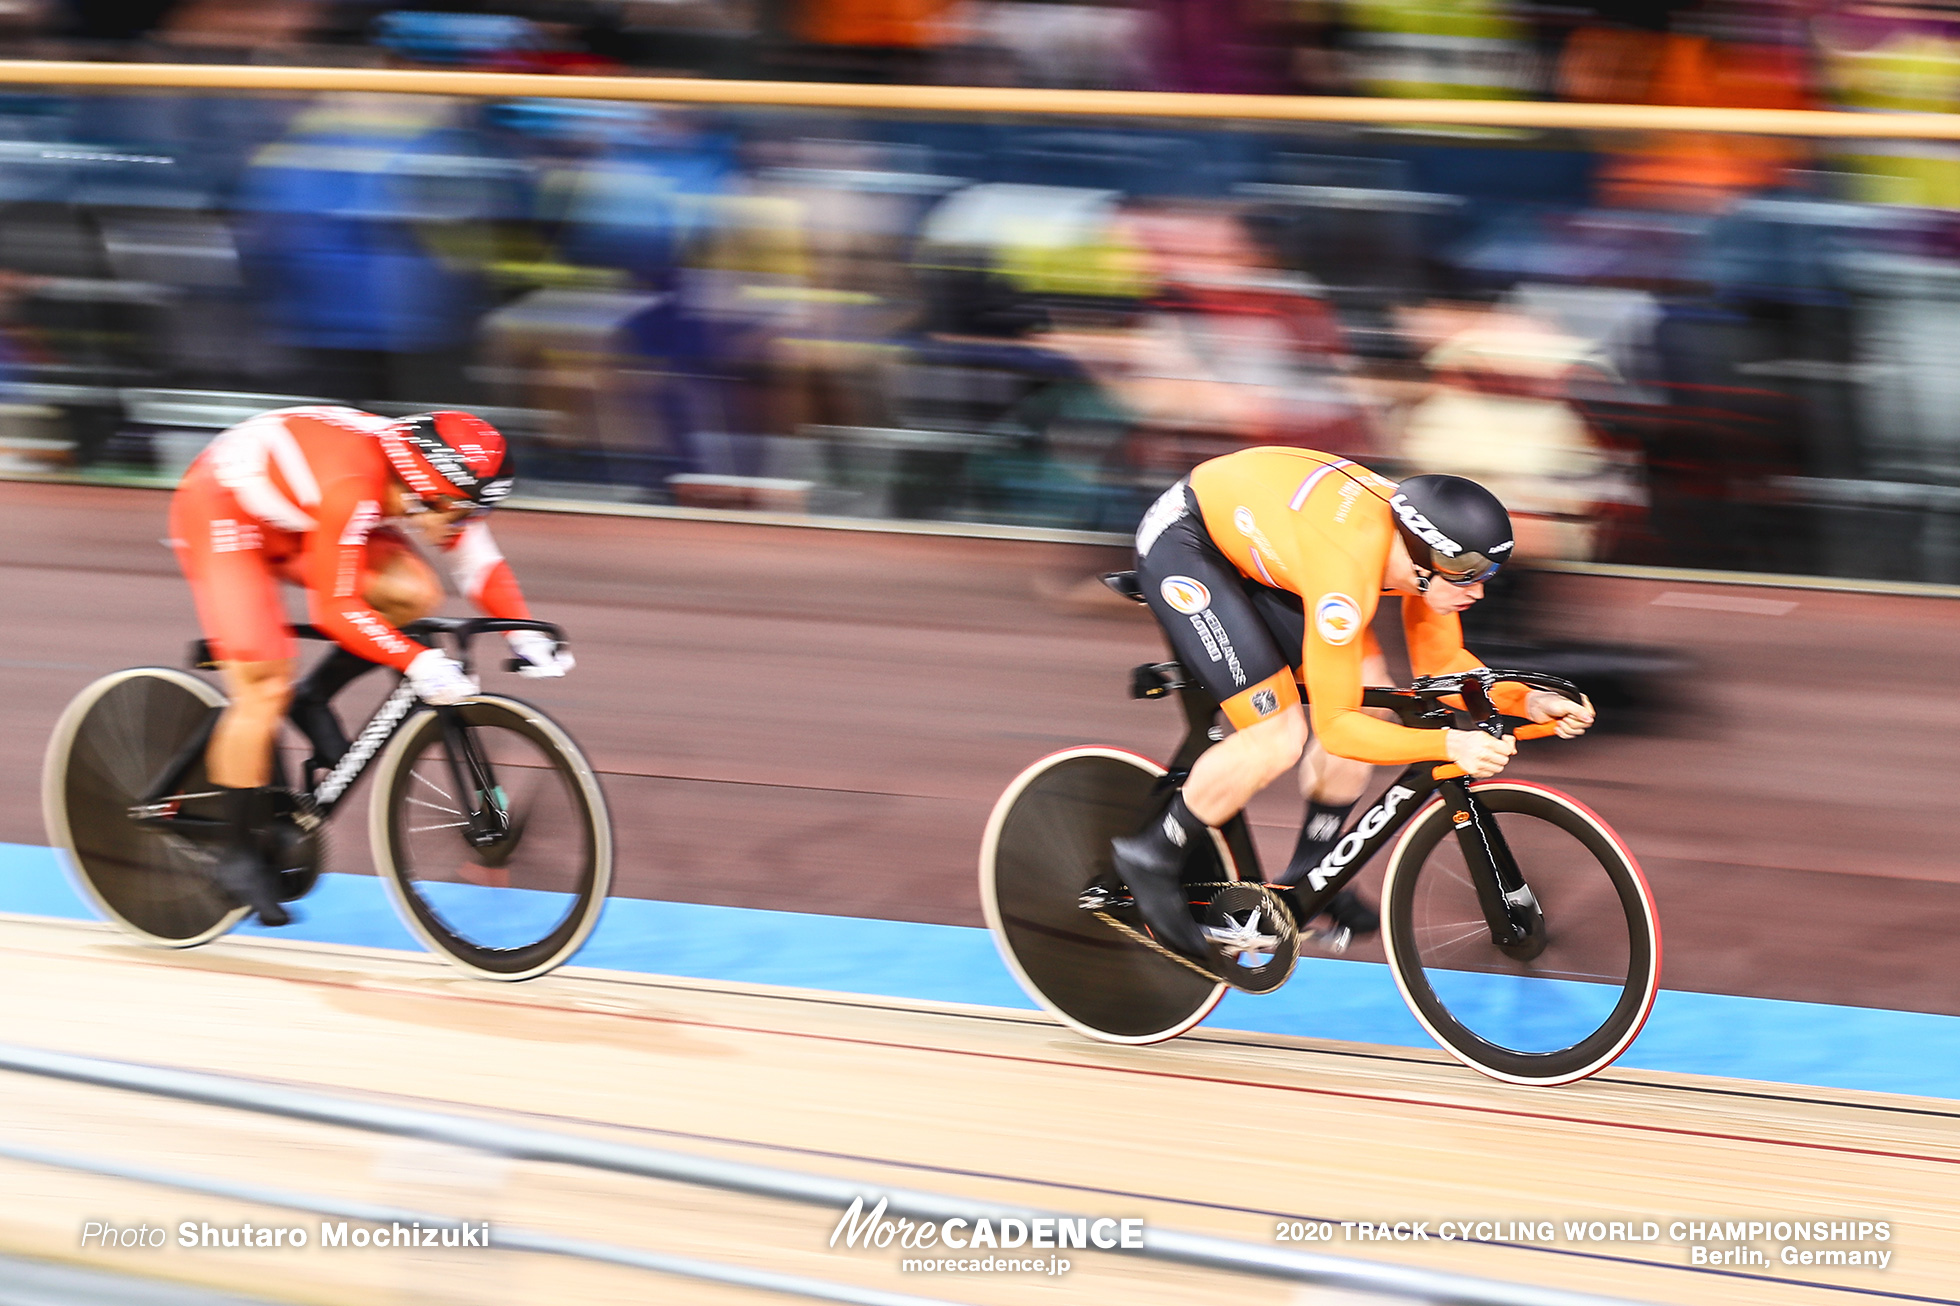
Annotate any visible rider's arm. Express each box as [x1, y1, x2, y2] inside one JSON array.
[[440, 520, 530, 620], [1300, 631, 1455, 765], [1402, 603, 1531, 717], [301, 482, 430, 672], [1296, 548, 1455, 764]]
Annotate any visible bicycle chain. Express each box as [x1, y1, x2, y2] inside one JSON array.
[[1089, 881, 1291, 986]]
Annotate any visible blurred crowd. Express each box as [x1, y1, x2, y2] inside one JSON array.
[[0, 6, 1959, 582]]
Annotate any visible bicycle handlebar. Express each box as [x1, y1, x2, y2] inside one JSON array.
[[1362, 668, 1581, 729], [188, 617, 568, 675], [1359, 668, 1584, 782], [401, 617, 566, 676], [1431, 719, 1561, 781]]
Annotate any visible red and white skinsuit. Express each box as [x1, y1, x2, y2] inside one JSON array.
[[169, 406, 531, 670]]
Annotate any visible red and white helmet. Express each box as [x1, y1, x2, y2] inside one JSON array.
[[377, 411, 514, 510]]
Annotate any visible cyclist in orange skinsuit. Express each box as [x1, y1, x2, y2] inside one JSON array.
[[170, 405, 572, 926], [1116, 447, 1595, 958]]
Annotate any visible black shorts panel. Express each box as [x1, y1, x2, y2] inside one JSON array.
[[1133, 482, 1292, 707]]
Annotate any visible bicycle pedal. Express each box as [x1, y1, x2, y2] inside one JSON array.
[[1078, 880, 1134, 912], [1304, 924, 1353, 956]]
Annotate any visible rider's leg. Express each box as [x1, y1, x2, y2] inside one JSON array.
[[1181, 708, 1309, 826], [1115, 694, 1304, 957], [1118, 482, 1302, 957], [208, 658, 296, 927], [291, 531, 444, 769], [1274, 652, 1395, 939], [209, 659, 294, 788], [171, 483, 297, 926], [1279, 648, 1393, 886]]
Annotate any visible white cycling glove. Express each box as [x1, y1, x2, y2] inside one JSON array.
[[507, 630, 575, 678], [405, 648, 479, 705]]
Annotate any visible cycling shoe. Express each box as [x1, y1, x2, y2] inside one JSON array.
[[1278, 885, 1376, 954], [1324, 887, 1380, 938], [1110, 831, 1208, 960], [209, 844, 291, 928]]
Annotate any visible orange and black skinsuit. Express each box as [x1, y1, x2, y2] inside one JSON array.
[[1134, 447, 1528, 761]]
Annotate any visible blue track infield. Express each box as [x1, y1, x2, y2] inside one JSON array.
[[7, 841, 1955, 1100]]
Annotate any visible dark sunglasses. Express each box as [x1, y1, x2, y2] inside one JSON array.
[[1421, 556, 1502, 589]]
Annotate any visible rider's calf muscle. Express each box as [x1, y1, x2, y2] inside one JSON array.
[[209, 658, 294, 788]]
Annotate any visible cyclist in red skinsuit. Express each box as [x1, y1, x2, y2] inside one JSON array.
[[169, 405, 571, 925]]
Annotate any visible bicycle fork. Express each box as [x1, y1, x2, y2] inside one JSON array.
[[435, 706, 510, 850], [1437, 779, 1547, 962]]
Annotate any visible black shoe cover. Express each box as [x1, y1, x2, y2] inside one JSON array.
[[214, 785, 292, 927], [1325, 887, 1380, 938], [1110, 831, 1208, 959], [210, 843, 291, 928]]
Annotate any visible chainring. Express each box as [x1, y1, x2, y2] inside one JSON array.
[[1200, 883, 1298, 993]]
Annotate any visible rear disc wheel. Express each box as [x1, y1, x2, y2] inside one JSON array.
[[41, 668, 246, 946], [980, 747, 1235, 1045]]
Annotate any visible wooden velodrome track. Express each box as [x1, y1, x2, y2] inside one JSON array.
[[5, 481, 1960, 1304], [1, 915, 1953, 1306], [5, 482, 1958, 1016]]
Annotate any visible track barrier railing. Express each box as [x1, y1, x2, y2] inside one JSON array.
[[0, 60, 1957, 140]]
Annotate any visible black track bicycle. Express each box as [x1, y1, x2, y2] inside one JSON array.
[[42, 618, 612, 981], [980, 572, 1660, 1086]]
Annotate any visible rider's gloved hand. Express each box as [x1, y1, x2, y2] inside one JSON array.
[[507, 630, 575, 678], [1525, 690, 1595, 739], [406, 648, 479, 705], [1445, 728, 1515, 778]]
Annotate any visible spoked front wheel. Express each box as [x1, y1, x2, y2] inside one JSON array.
[[1382, 781, 1660, 1086], [41, 667, 247, 946], [370, 694, 612, 980], [980, 747, 1238, 1045]]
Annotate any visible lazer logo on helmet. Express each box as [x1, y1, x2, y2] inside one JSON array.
[[1390, 494, 1462, 557]]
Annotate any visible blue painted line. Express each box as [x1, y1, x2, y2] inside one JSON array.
[[8, 841, 1958, 1100]]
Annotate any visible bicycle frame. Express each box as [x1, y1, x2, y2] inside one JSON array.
[[1139, 661, 1579, 951], [131, 617, 564, 846]]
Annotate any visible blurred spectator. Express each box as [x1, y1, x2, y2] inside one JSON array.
[[1146, 0, 1297, 94], [784, 0, 953, 81], [1341, 0, 1543, 100], [1561, 0, 1814, 212], [236, 92, 520, 405], [1393, 302, 1631, 562], [940, 2, 1155, 89], [155, 0, 322, 54], [1815, 2, 1960, 209]]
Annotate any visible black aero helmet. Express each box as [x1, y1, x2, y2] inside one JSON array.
[[1389, 474, 1514, 586]]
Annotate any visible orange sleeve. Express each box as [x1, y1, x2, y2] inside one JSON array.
[[302, 480, 429, 672], [1402, 602, 1532, 718], [1298, 559, 1453, 767]]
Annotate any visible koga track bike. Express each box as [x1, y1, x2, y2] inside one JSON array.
[[43, 617, 611, 980], [979, 572, 1661, 1086]]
